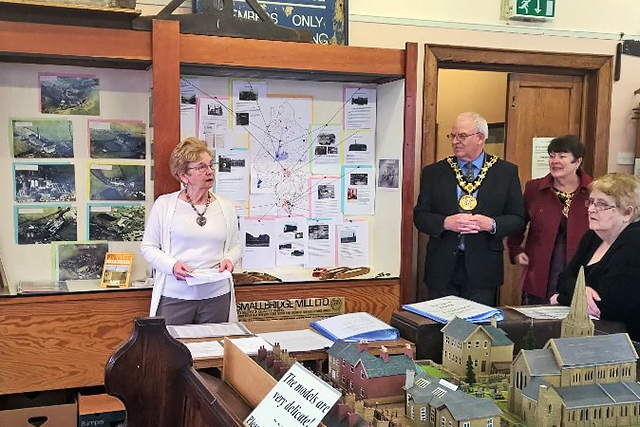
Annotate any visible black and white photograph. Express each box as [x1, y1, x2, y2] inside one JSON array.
[[317, 184, 335, 200], [207, 103, 223, 116], [317, 132, 336, 145], [14, 163, 76, 203], [245, 232, 270, 247], [350, 173, 368, 186], [327, 146, 338, 154], [308, 224, 329, 240], [348, 142, 368, 152], [88, 204, 146, 241], [315, 146, 327, 156], [89, 120, 146, 159], [340, 229, 357, 244], [377, 158, 400, 189], [238, 90, 258, 101], [39, 73, 100, 116], [89, 164, 145, 201], [351, 96, 368, 106], [236, 112, 250, 126], [12, 118, 74, 158], [16, 205, 77, 245], [54, 241, 108, 280]]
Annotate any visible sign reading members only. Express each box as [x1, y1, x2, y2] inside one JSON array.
[[244, 362, 340, 427]]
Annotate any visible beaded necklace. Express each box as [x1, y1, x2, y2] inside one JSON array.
[[184, 190, 211, 227]]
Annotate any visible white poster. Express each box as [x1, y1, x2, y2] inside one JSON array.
[[310, 124, 341, 175], [240, 217, 276, 269], [342, 166, 375, 215], [306, 219, 336, 268], [531, 137, 553, 179], [214, 148, 249, 202], [337, 220, 369, 267], [344, 86, 376, 131], [275, 216, 309, 266], [310, 176, 342, 219]]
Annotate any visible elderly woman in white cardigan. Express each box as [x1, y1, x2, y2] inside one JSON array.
[[141, 137, 241, 325]]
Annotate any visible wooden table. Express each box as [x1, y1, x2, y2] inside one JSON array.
[[189, 317, 415, 370], [390, 306, 629, 364]]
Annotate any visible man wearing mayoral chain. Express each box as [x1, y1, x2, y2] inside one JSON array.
[[413, 112, 525, 306]]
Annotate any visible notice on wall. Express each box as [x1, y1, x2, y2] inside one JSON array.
[[531, 137, 553, 179], [244, 362, 341, 427]]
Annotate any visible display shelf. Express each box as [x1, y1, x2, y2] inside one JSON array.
[[0, 19, 417, 395]]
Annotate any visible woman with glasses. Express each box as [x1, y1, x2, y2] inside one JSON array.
[[507, 135, 591, 304], [551, 173, 640, 341], [141, 137, 241, 324]]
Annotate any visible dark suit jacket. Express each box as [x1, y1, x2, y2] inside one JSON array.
[[506, 171, 592, 298], [413, 155, 525, 291]]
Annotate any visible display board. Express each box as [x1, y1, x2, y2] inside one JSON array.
[[0, 63, 403, 288], [0, 62, 153, 288], [180, 74, 403, 282]]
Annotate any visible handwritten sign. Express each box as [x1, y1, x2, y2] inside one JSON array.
[[244, 362, 340, 427]]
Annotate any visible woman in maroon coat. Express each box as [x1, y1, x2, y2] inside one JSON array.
[[507, 135, 592, 304]]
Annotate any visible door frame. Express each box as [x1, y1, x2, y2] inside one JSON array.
[[422, 44, 612, 174], [414, 44, 612, 303]]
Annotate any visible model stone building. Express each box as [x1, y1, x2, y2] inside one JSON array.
[[404, 371, 501, 427], [441, 316, 514, 378], [327, 339, 416, 401], [508, 267, 640, 426]]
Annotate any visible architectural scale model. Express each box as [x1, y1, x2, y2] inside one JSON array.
[[327, 340, 417, 402], [509, 267, 640, 426], [441, 316, 514, 379], [404, 371, 501, 427]]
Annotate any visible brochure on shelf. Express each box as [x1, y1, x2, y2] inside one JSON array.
[[100, 252, 133, 288]]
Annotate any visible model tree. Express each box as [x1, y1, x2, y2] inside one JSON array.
[[465, 355, 476, 385]]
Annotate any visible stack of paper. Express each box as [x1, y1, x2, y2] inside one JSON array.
[[310, 312, 399, 342], [402, 295, 504, 324], [167, 322, 251, 339]]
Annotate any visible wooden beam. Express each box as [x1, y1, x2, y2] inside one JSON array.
[[400, 42, 418, 305], [152, 19, 181, 198]]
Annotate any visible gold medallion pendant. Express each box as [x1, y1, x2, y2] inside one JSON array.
[[459, 194, 477, 211]]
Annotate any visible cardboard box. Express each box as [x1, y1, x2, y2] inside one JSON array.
[[0, 390, 77, 427], [78, 393, 125, 427]]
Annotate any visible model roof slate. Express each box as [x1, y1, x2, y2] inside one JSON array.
[[441, 317, 513, 347], [546, 333, 638, 367], [406, 373, 501, 420], [523, 380, 640, 409], [521, 348, 562, 377], [328, 340, 415, 378]]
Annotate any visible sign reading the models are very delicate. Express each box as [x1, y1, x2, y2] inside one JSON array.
[[244, 362, 340, 427]]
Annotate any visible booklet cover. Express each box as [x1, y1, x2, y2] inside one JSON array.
[[310, 312, 399, 342], [402, 295, 504, 324], [100, 252, 133, 288]]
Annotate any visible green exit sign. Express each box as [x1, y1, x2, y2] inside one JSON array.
[[506, 0, 556, 20]]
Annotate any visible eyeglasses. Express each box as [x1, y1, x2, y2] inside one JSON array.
[[447, 132, 481, 142], [585, 198, 617, 211], [188, 161, 215, 174]]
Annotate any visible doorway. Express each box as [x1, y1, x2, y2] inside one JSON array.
[[415, 44, 613, 306]]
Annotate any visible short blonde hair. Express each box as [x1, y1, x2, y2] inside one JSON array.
[[590, 173, 640, 221], [169, 137, 212, 181]]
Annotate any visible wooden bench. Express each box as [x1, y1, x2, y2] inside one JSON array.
[[104, 317, 251, 427]]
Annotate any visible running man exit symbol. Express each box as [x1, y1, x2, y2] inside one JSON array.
[[508, 0, 555, 19]]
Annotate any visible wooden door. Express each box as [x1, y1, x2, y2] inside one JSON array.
[[500, 73, 584, 306]]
